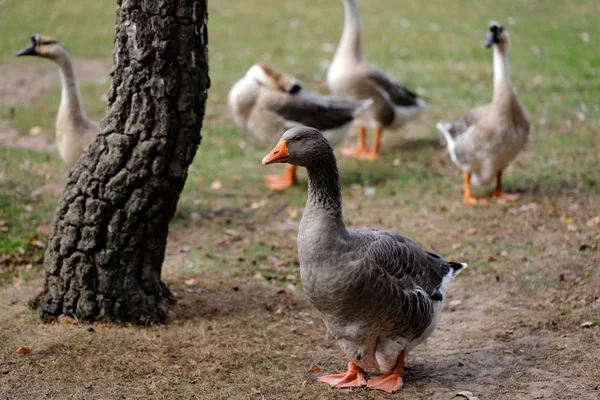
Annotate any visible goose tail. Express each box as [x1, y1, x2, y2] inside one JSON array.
[[353, 98, 374, 118], [448, 262, 467, 277], [436, 122, 453, 145]]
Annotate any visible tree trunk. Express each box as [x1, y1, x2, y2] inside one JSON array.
[[41, 0, 209, 324]]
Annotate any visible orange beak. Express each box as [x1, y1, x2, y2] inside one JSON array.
[[262, 140, 290, 165]]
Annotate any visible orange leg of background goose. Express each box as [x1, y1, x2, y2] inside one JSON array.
[[264, 164, 297, 190], [367, 348, 405, 393], [317, 361, 367, 389], [463, 172, 486, 205], [491, 170, 520, 201], [341, 126, 368, 157], [362, 127, 382, 160]]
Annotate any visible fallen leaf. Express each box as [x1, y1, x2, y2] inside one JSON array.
[[586, 217, 600, 227], [16, 346, 31, 354], [274, 305, 283, 315], [210, 180, 222, 190], [253, 272, 266, 280], [581, 321, 594, 328], [449, 300, 462, 307], [58, 315, 75, 325], [455, 391, 479, 400], [29, 126, 42, 136], [309, 365, 321, 373], [563, 217, 573, 225], [184, 278, 198, 287]]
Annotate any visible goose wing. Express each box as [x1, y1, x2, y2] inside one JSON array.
[[266, 91, 364, 131], [446, 105, 487, 138], [367, 67, 420, 107], [356, 229, 453, 297]]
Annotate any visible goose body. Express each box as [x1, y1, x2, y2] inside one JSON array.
[[16, 34, 99, 168], [327, 0, 426, 159], [229, 64, 371, 190], [436, 22, 529, 204], [262, 127, 466, 392]]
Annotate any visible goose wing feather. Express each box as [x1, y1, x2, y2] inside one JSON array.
[[367, 67, 419, 107], [266, 91, 363, 131], [352, 229, 450, 296], [446, 105, 487, 138]]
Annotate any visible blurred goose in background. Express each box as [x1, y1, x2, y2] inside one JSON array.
[[327, 0, 426, 160], [262, 127, 466, 392], [16, 34, 99, 168], [228, 63, 371, 190], [436, 22, 530, 204]]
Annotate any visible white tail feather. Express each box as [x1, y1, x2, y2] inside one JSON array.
[[353, 98, 374, 118]]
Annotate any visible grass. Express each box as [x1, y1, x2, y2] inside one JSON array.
[[1, 0, 600, 399]]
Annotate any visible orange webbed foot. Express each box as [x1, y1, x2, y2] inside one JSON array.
[[263, 174, 296, 190], [341, 146, 369, 158], [317, 362, 367, 389], [463, 195, 488, 205], [491, 192, 520, 202], [367, 373, 404, 393]]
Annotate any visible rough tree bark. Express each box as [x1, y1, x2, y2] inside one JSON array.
[[40, 0, 209, 323]]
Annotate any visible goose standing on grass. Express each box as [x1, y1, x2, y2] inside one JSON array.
[[262, 127, 466, 393], [327, 0, 426, 160], [228, 63, 371, 190], [436, 22, 530, 204], [15, 34, 99, 168]]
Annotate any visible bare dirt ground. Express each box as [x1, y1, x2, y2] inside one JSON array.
[[0, 59, 110, 106], [1, 190, 599, 399], [0, 60, 110, 152], [0, 45, 599, 399]]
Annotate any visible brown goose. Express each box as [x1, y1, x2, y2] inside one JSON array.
[[327, 0, 426, 160], [16, 34, 99, 168], [436, 22, 530, 204], [262, 127, 466, 392], [229, 64, 371, 190]]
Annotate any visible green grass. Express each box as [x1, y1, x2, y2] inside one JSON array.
[[0, 0, 599, 287]]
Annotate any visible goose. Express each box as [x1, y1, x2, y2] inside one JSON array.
[[436, 22, 530, 204], [16, 34, 99, 168], [262, 127, 466, 392], [327, 0, 426, 160], [228, 63, 371, 190]]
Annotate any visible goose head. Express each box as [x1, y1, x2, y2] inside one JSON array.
[[246, 64, 302, 94], [16, 34, 66, 61], [262, 127, 331, 168], [485, 22, 509, 49]]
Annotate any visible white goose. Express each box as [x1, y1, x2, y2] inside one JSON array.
[[436, 22, 530, 204], [228, 63, 371, 190], [16, 34, 99, 168], [327, 0, 426, 160]]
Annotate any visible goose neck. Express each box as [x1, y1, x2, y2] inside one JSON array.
[[492, 44, 514, 100], [334, 0, 362, 64], [304, 155, 346, 231], [55, 52, 87, 125]]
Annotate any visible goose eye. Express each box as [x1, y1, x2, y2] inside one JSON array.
[[293, 136, 302, 142]]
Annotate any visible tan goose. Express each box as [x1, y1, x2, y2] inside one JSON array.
[[436, 22, 530, 204], [262, 127, 466, 393], [228, 63, 371, 190], [16, 34, 99, 168], [327, 0, 426, 160]]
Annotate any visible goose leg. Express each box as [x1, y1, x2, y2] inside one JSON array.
[[264, 165, 297, 190], [491, 170, 520, 201], [463, 172, 487, 205], [362, 128, 382, 160], [317, 361, 367, 389], [341, 126, 368, 157], [367, 347, 405, 393]]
